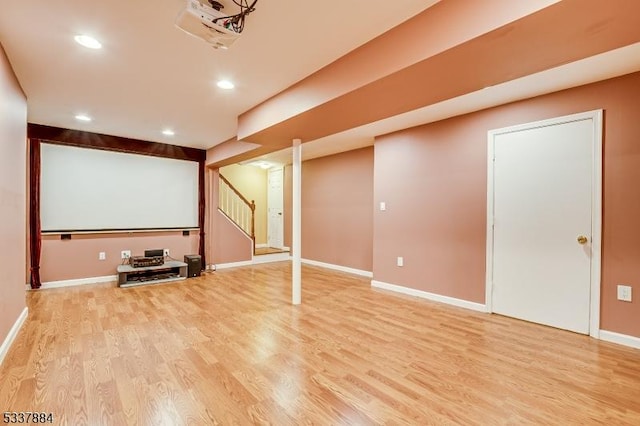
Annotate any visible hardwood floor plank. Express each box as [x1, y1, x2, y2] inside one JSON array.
[[1, 263, 639, 424]]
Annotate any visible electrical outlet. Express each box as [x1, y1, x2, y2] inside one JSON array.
[[617, 285, 632, 302], [163, 249, 170, 257], [121, 250, 131, 260], [98, 252, 106, 261], [397, 256, 404, 267], [380, 202, 386, 211]]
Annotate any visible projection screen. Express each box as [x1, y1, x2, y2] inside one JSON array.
[[40, 142, 199, 232]]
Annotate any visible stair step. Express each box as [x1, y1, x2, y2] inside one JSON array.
[[252, 252, 290, 264]]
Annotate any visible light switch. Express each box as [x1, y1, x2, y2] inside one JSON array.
[[380, 202, 386, 211]]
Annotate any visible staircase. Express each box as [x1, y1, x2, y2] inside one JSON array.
[[218, 174, 289, 264], [218, 173, 256, 251]]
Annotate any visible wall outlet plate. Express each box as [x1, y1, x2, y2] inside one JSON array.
[[99, 252, 106, 260], [397, 256, 404, 267], [617, 285, 632, 302], [164, 249, 170, 257], [121, 250, 131, 259]]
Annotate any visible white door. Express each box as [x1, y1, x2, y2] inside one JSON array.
[[487, 111, 602, 335], [267, 167, 284, 248]]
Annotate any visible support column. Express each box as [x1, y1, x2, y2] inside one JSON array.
[[292, 138, 302, 305]]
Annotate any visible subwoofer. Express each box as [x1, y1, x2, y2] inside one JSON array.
[[184, 254, 202, 277]]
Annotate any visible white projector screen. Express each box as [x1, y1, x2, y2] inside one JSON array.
[[40, 143, 199, 232]]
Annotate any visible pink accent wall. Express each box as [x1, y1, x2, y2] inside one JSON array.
[[211, 211, 253, 265], [282, 148, 374, 271], [374, 71, 640, 338], [0, 44, 27, 347], [40, 232, 199, 283], [301, 148, 373, 271]]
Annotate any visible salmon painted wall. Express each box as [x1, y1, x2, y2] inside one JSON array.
[[211, 211, 253, 265], [282, 148, 374, 271], [301, 148, 373, 271], [40, 232, 199, 282], [374, 71, 640, 338], [219, 164, 268, 245], [0, 44, 27, 348]]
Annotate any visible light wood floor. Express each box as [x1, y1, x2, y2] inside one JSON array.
[[1, 262, 640, 425]]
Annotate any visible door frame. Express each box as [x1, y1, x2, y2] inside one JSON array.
[[485, 110, 603, 338], [267, 166, 284, 249]]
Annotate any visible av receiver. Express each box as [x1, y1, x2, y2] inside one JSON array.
[[130, 256, 164, 268]]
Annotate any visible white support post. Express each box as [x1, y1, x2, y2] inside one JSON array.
[[292, 138, 302, 305]]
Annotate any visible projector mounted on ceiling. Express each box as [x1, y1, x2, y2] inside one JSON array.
[[175, 0, 258, 49]]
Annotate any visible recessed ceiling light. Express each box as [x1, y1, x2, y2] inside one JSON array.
[[75, 114, 92, 122], [162, 129, 175, 136], [217, 80, 235, 90], [74, 35, 102, 49]]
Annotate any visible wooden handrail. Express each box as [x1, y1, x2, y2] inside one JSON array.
[[219, 174, 256, 248], [219, 174, 255, 211]]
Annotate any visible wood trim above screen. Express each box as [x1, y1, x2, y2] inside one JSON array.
[[27, 124, 206, 162]]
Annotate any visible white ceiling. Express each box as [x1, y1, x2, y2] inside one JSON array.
[[0, 0, 438, 149]]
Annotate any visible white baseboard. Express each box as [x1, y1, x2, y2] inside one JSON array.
[[0, 307, 28, 366], [255, 243, 268, 249], [371, 280, 487, 313], [215, 252, 290, 270], [301, 258, 373, 278], [253, 252, 291, 264], [26, 275, 117, 291], [599, 330, 640, 350], [214, 260, 253, 270]]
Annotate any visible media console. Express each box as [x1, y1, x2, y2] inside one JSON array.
[[117, 260, 188, 288]]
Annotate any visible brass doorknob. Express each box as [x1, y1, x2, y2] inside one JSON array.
[[577, 235, 589, 245]]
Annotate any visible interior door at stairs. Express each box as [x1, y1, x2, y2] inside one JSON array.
[[268, 167, 284, 249], [489, 113, 598, 335]]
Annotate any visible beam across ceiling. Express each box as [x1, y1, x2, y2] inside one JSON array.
[[206, 0, 640, 167]]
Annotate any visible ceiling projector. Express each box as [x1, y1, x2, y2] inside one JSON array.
[[176, 0, 257, 49]]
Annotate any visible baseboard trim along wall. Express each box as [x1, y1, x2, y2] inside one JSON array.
[[253, 253, 290, 264], [214, 260, 254, 270], [302, 258, 373, 278], [215, 252, 291, 270], [371, 280, 487, 313], [0, 307, 28, 366], [599, 330, 640, 350], [26, 275, 117, 291]]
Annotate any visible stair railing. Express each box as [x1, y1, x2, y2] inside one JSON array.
[[218, 174, 256, 248]]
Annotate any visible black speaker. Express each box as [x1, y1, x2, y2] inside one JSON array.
[[184, 255, 202, 277]]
